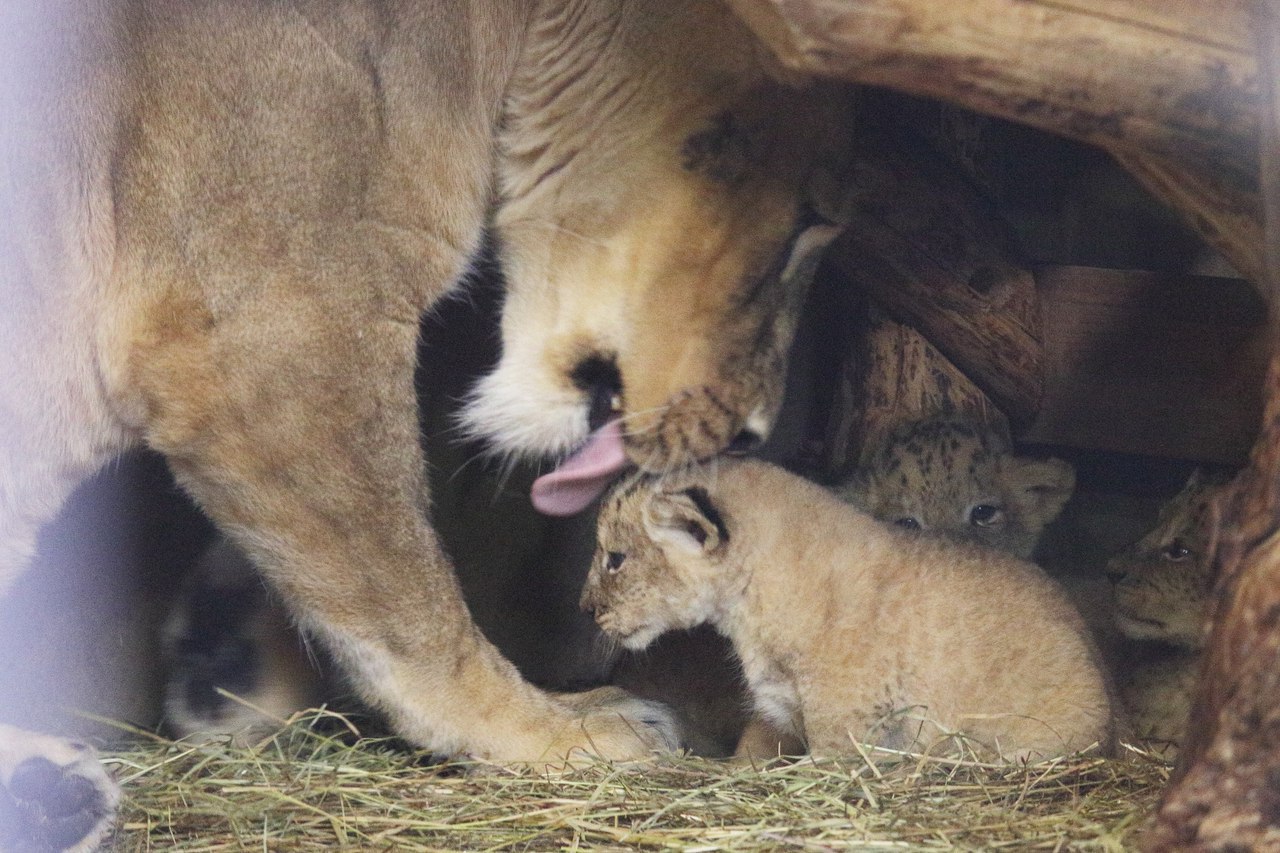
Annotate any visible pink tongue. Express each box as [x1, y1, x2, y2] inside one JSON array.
[[531, 419, 629, 516]]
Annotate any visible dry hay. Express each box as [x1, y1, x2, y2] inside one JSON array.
[[106, 710, 1171, 851]]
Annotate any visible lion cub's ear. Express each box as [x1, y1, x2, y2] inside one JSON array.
[[643, 487, 730, 555], [1002, 456, 1076, 529]]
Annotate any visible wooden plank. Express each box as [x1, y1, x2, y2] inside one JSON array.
[[1021, 266, 1267, 465]]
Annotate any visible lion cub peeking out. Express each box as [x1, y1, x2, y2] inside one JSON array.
[[582, 460, 1116, 760], [838, 418, 1076, 560], [1107, 469, 1231, 752]]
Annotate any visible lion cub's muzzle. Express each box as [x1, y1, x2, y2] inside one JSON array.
[[624, 381, 772, 475]]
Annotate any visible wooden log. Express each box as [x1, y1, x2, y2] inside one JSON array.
[[1022, 266, 1266, 466], [828, 123, 1043, 428], [726, 0, 1266, 289], [1146, 3, 1280, 848], [825, 306, 1007, 479], [725, 0, 1258, 181]]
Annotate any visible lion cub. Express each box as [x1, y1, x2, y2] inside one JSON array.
[[582, 460, 1116, 760], [1108, 469, 1231, 752], [838, 417, 1075, 560]]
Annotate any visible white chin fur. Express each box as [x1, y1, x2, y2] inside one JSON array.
[[619, 623, 666, 651], [459, 359, 590, 461]]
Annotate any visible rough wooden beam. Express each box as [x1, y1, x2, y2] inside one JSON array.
[[829, 125, 1043, 428], [1147, 3, 1280, 848], [826, 307, 1007, 478], [726, 0, 1258, 180]]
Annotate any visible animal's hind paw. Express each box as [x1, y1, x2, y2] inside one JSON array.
[[0, 724, 119, 852]]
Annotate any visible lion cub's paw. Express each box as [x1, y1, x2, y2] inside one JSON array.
[[0, 724, 119, 852], [548, 687, 682, 763]]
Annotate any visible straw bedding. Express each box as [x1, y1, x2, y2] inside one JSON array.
[[106, 710, 1170, 851]]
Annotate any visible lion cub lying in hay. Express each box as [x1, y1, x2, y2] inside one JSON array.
[[582, 459, 1117, 760]]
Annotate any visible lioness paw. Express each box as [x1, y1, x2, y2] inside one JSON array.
[[550, 687, 682, 762], [0, 725, 119, 853]]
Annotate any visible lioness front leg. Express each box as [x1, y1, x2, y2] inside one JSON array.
[[137, 297, 676, 764], [0, 724, 119, 853]]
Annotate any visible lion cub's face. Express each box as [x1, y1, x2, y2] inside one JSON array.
[[1108, 470, 1229, 649], [580, 477, 731, 651], [838, 418, 1075, 559]]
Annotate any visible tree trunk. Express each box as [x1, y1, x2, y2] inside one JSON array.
[[1109, 149, 1265, 285], [725, 0, 1256, 177], [1146, 2, 1280, 848], [825, 306, 1007, 480]]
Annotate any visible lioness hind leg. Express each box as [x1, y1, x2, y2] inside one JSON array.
[[0, 724, 120, 853], [138, 298, 675, 764]]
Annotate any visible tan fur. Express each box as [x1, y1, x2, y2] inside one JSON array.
[[1109, 471, 1225, 649], [1120, 654, 1199, 753], [583, 460, 1116, 760], [1108, 470, 1230, 752], [839, 418, 1075, 560], [0, 3, 856, 833], [619, 417, 1078, 759]]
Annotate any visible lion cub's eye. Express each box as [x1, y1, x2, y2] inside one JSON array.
[[969, 504, 1004, 527], [894, 517, 921, 531], [1162, 540, 1193, 562], [605, 551, 627, 573]]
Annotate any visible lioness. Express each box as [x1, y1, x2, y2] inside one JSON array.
[[582, 461, 1117, 760], [0, 0, 852, 845]]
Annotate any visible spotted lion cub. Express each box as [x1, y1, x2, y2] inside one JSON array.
[[1108, 469, 1231, 751], [582, 460, 1116, 760], [838, 418, 1075, 559]]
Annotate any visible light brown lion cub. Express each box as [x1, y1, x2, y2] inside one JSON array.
[[582, 460, 1116, 760]]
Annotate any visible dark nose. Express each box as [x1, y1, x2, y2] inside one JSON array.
[[571, 356, 623, 433], [726, 428, 763, 455]]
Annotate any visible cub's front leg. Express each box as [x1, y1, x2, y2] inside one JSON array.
[[131, 277, 675, 765]]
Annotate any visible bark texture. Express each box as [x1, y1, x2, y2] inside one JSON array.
[[1147, 2, 1280, 848], [727, 0, 1264, 286]]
